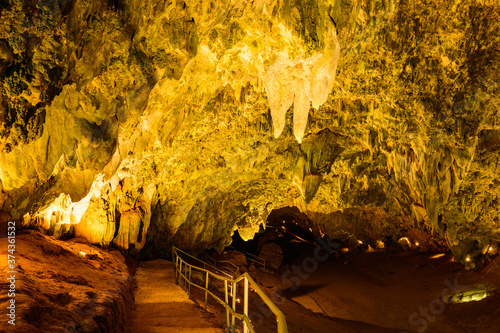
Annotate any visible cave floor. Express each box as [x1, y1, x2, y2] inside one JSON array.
[[130, 259, 224, 333], [0, 230, 133, 333], [253, 248, 500, 333], [3, 231, 499, 333]]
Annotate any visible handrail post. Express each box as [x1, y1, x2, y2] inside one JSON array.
[[176, 256, 180, 284], [244, 277, 249, 333], [205, 271, 209, 309], [175, 255, 178, 283], [179, 259, 183, 286], [224, 280, 230, 333], [184, 263, 188, 290], [232, 281, 237, 333], [188, 266, 192, 299]]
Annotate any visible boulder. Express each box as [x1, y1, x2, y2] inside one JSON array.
[[212, 250, 248, 268], [259, 243, 283, 270]]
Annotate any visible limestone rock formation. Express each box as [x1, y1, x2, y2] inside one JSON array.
[[0, 230, 134, 332], [0, 0, 499, 268], [259, 242, 284, 270]]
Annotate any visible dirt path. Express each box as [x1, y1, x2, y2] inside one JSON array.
[[131, 259, 224, 333]]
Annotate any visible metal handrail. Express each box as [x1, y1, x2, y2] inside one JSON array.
[[245, 252, 266, 269], [205, 252, 241, 276], [174, 246, 235, 279], [172, 247, 287, 333], [228, 246, 266, 269]]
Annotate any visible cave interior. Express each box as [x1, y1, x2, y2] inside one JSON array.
[[1, 0, 500, 332]]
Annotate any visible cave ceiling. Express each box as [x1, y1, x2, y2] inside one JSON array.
[[0, 0, 499, 268]]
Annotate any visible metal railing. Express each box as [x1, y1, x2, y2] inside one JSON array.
[[245, 252, 266, 270], [204, 252, 241, 276], [228, 246, 266, 270], [173, 247, 287, 333]]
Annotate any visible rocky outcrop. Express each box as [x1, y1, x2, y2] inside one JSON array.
[[0, 0, 499, 267], [259, 242, 284, 270], [0, 230, 134, 332]]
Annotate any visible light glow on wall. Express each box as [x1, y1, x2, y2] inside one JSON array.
[[34, 173, 109, 226]]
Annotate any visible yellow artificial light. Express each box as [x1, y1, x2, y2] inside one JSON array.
[[430, 253, 445, 259]]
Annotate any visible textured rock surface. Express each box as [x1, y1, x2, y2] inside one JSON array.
[[0, 230, 134, 332], [0, 0, 499, 267], [259, 242, 283, 270]]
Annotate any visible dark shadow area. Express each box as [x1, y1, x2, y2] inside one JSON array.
[[229, 225, 260, 254], [278, 284, 326, 299]]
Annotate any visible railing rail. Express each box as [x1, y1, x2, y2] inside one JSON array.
[[172, 247, 287, 333], [204, 252, 241, 276], [228, 246, 266, 269], [174, 246, 235, 279]]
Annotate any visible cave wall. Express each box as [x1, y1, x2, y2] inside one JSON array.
[[0, 0, 499, 266]]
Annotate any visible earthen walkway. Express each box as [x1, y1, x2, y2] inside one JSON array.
[[131, 259, 223, 333]]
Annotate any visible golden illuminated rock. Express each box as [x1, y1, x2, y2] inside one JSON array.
[[0, 0, 499, 266]]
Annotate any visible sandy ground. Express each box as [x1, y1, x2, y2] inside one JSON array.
[[257, 247, 500, 333]]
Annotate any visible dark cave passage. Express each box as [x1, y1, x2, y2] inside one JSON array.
[[229, 207, 350, 268]]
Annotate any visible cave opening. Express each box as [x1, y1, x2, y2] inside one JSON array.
[[229, 207, 349, 269], [230, 216, 319, 268], [264, 212, 319, 267]]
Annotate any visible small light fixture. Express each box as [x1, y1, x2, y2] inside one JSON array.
[[415, 242, 420, 247], [430, 253, 445, 259], [358, 240, 363, 244], [466, 256, 471, 262], [236, 298, 241, 303], [488, 246, 494, 252], [80, 251, 86, 256]]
